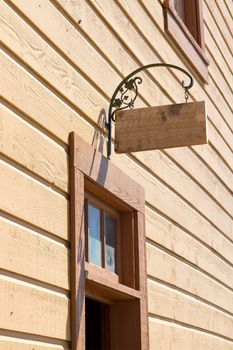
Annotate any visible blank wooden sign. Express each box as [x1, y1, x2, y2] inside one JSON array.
[[115, 101, 207, 153]]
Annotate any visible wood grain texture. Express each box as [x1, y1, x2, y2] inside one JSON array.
[[44, 0, 232, 215], [146, 208, 233, 289], [0, 0, 232, 349], [70, 133, 145, 213], [1, 42, 231, 231], [5, 0, 231, 154], [112, 153, 233, 247], [149, 318, 233, 350], [115, 102, 207, 153], [5, 0, 120, 100], [214, 0, 233, 39], [203, 1, 233, 73], [0, 337, 68, 350], [0, 49, 100, 149], [0, 1, 109, 127], [147, 243, 233, 315], [0, 275, 70, 340], [0, 102, 67, 192], [134, 211, 149, 350], [70, 166, 85, 350], [134, 148, 233, 238], [0, 217, 69, 289], [0, 160, 68, 239], [148, 280, 233, 340], [0, 0, 231, 189]]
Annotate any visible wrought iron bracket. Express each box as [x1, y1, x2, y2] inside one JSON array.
[[106, 63, 194, 159]]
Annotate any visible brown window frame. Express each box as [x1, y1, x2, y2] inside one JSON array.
[[69, 132, 149, 350], [163, 0, 209, 83]]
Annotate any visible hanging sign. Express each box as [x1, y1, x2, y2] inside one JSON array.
[[115, 101, 207, 153]]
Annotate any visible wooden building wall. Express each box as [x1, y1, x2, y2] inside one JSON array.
[[0, 0, 232, 349]]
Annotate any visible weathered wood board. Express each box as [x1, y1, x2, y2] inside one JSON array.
[[115, 101, 208, 153]]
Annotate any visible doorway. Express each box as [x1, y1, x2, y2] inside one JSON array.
[[85, 298, 110, 350]]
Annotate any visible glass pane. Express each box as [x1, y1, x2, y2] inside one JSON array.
[[173, 0, 185, 21], [105, 212, 117, 273], [88, 204, 102, 267]]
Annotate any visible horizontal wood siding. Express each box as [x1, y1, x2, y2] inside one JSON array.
[[0, 0, 232, 348]]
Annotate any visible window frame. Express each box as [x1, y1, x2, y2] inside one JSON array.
[[69, 132, 149, 350], [163, 0, 209, 83]]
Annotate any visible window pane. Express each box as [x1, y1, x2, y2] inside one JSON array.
[[173, 0, 185, 21], [105, 212, 117, 273], [88, 204, 102, 267]]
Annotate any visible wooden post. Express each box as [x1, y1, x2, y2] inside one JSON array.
[[115, 101, 207, 153]]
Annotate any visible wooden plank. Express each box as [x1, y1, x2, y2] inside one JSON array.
[[134, 147, 233, 238], [149, 318, 233, 350], [215, 0, 233, 38], [112, 152, 233, 244], [146, 207, 233, 289], [192, 142, 233, 193], [6, 0, 120, 99], [110, 300, 141, 349], [0, 335, 69, 350], [0, 102, 68, 192], [165, 146, 233, 217], [121, 212, 136, 288], [55, 0, 169, 108], [208, 123, 233, 172], [0, 217, 69, 289], [115, 102, 207, 153], [70, 133, 145, 213], [0, 49, 101, 150], [0, 1, 109, 126], [147, 243, 233, 314], [0, 160, 68, 240], [134, 211, 149, 350], [148, 280, 233, 340], [0, 275, 70, 340], [204, 26, 233, 94], [85, 262, 140, 301], [70, 166, 85, 350], [205, 48, 233, 123], [204, 0, 233, 59]]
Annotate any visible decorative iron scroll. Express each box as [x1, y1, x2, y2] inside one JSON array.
[[107, 63, 194, 158]]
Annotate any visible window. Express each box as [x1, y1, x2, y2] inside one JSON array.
[[70, 133, 149, 350], [85, 194, 120, 276], [163, 0, 209, 83], [173, 0, 202, 45]]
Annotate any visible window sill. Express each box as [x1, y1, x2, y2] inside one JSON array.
[[163, 0, 209, 84], [85, 262, 141, 302]]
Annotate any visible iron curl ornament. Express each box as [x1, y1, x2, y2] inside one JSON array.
[[106, 63, 194, 158]]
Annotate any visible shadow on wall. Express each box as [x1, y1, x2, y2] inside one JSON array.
[[90, 108, 109, 186]]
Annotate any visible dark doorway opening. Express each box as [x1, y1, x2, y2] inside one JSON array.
[[85, 298, 110, 350]]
